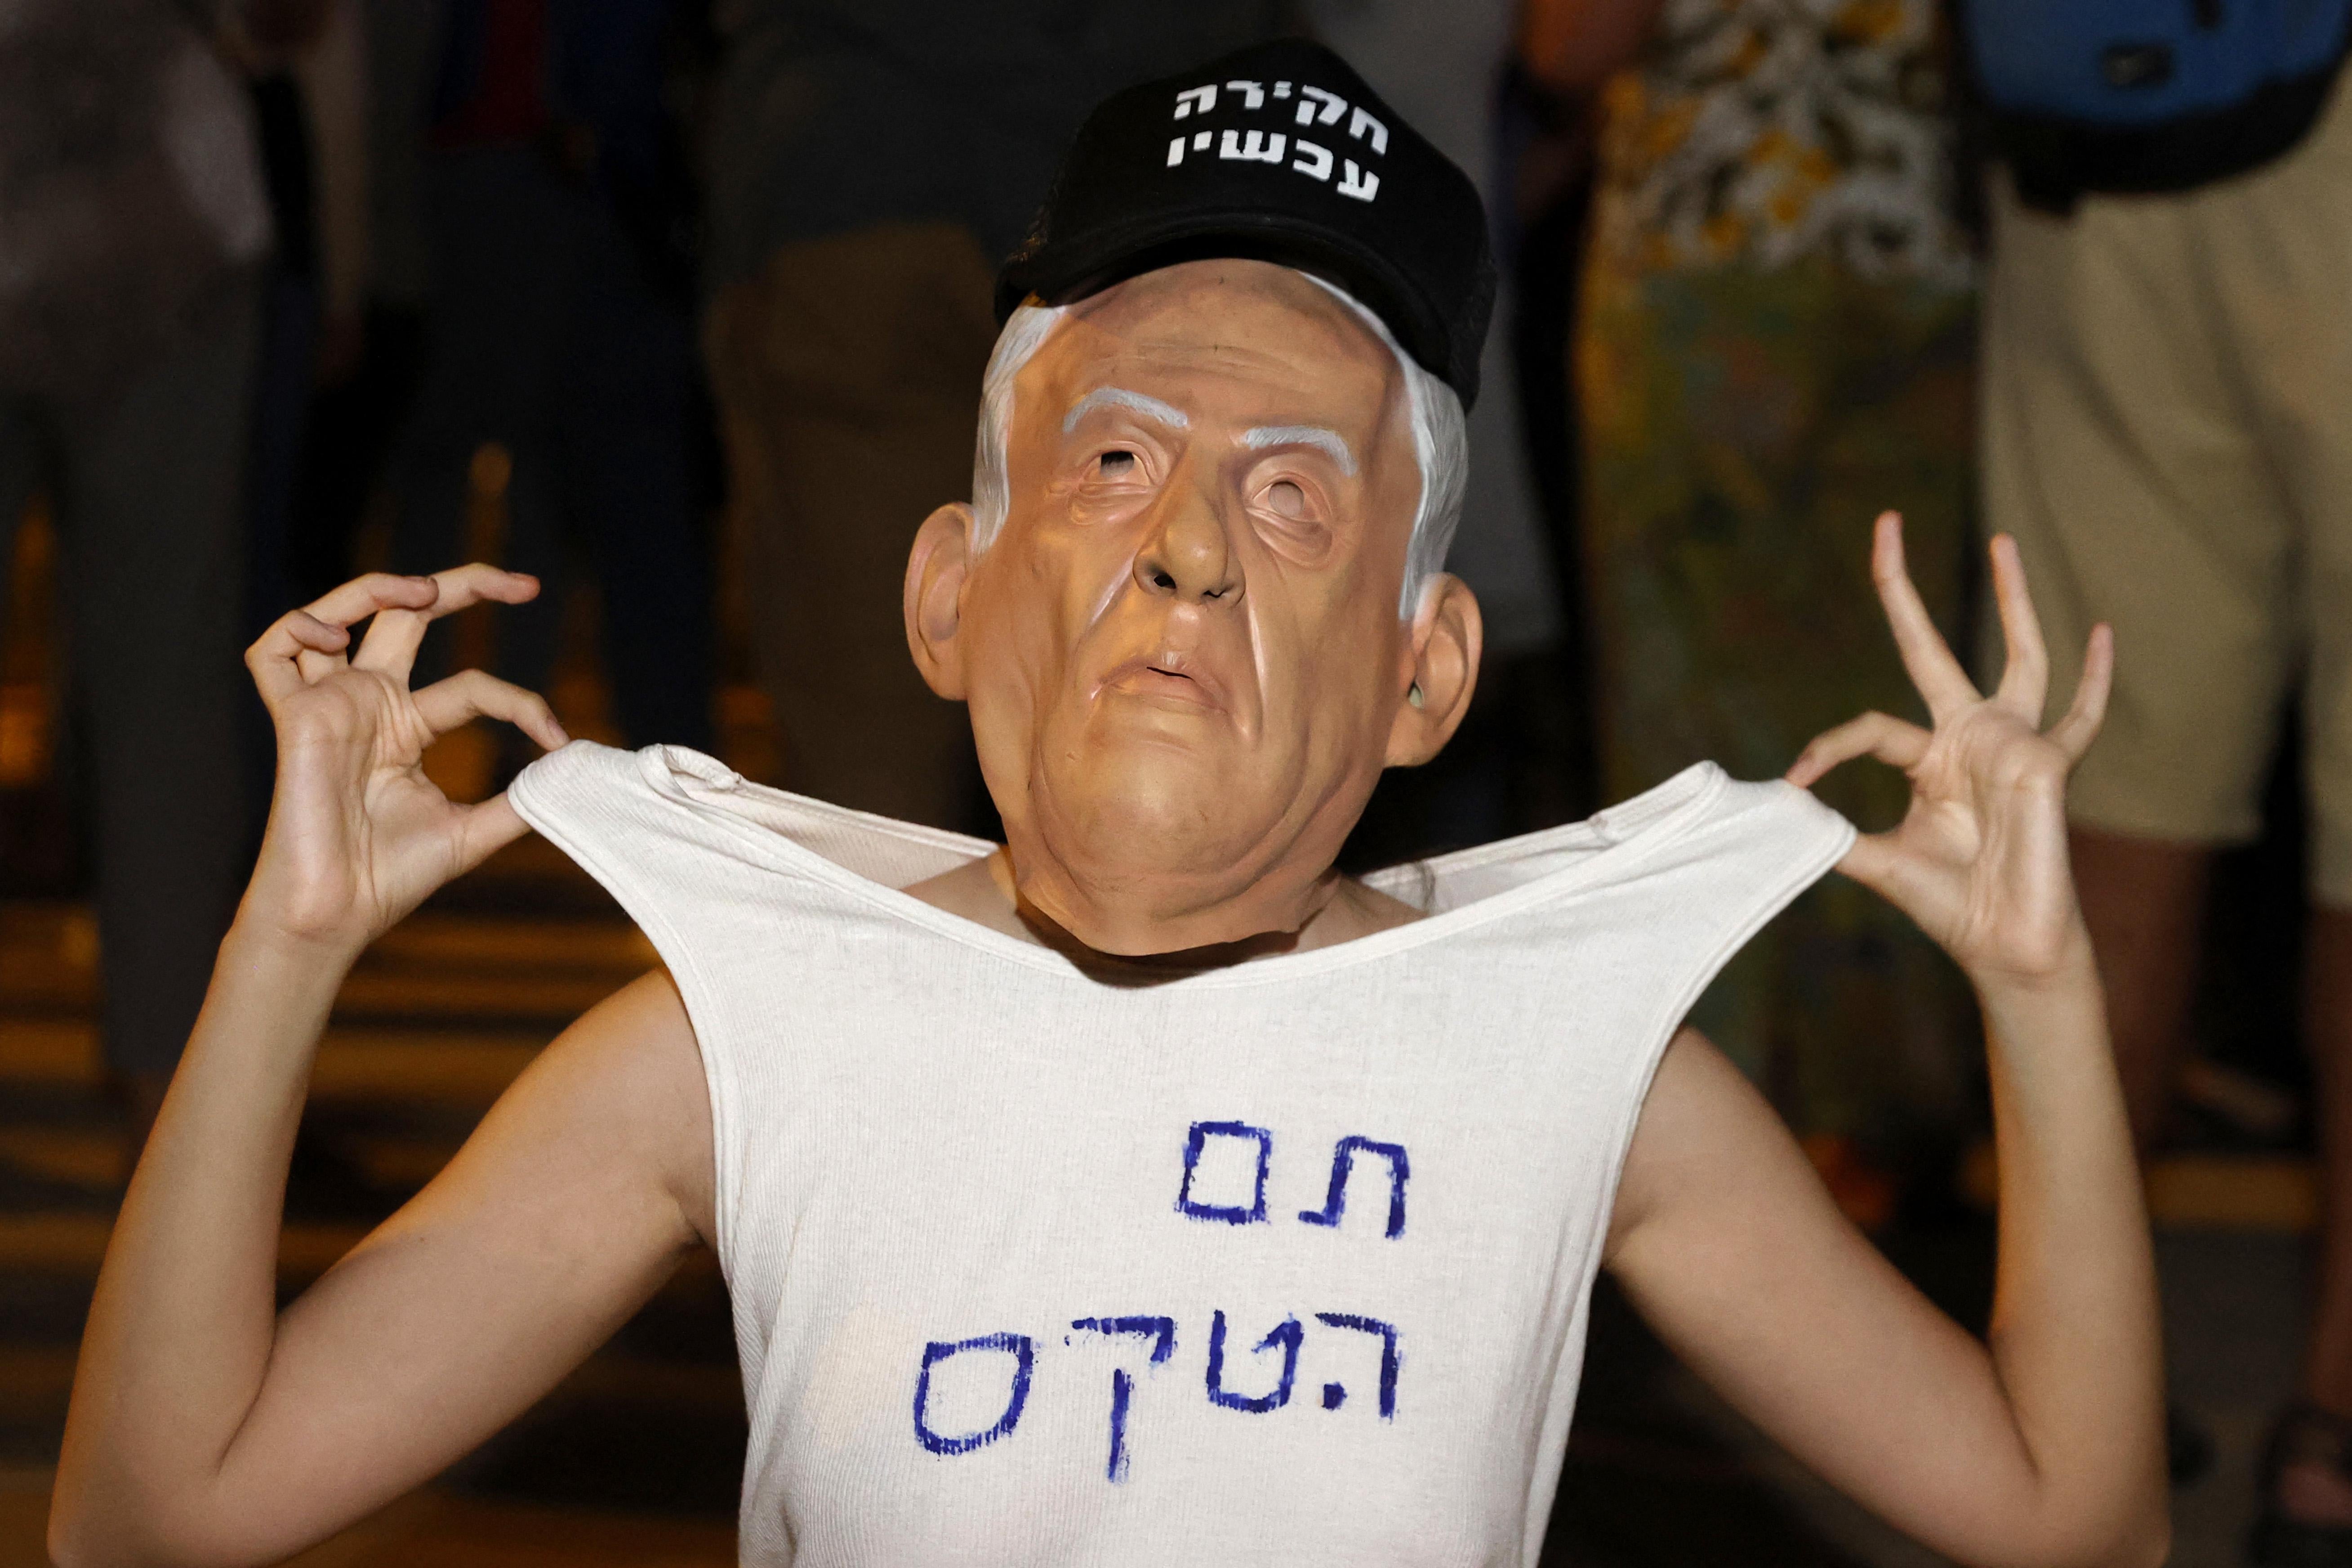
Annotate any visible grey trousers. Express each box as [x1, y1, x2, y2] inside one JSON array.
[[0, 280, 258, 1078]]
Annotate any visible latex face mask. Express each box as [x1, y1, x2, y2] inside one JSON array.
[[905, 259, 1481, 955]]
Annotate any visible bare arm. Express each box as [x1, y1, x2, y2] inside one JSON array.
[[1606, 517, 2165, 1568], [50, 570, 715, 1568]]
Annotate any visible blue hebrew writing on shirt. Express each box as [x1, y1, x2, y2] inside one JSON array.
[[1176, 1120, 1272, 1224], [911, 1118, 1413, 1478], [1069, 1316, 1177, 1481], [1206, 1310, 1302, 1413], [912, 1333, 1034, 1457], [1176, 1121, 1409, 1237], [1314, 1313, 1401, 1418], [1299, 1136, 1410, 1238], [913, 1309, 1402, 1479]]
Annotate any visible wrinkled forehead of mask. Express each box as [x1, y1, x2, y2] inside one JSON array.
[[967, 268, 1469, 620]]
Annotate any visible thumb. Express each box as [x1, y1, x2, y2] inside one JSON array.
[[449, 795, 532, 879], [1835, 831, 1951, 940]]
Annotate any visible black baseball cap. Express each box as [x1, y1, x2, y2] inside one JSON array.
[[995, 39, 1497, 409]]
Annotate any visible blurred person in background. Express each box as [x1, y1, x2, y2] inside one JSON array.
[[1960, 3, 2352, 1557], [278, 0, 441, 606], [0, 0, 272, 1147], [1526, 0, 1980, 1160], [395, 0, 717, 772], [222, 0, 370, 864], [1305, 0, 1563, 679], [700, 0, 1291, 830], [1305, 0, 1570, 854], [229, 0, 369, 630]]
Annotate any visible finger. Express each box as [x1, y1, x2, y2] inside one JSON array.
[[352, 565, 541, 678], [1987, 534, 2050, 724], [2045, 621, 2114, 762], [411, 668, 570, 752], [300, 572, 441, 633], [1833, 825, 1960, 917], [245, 611, 352, 704], [1785, 710, 1932, 788], [449, 795, 533, 880], [1871, 512, 1978, 723], [1833, 829, 1919, 908]]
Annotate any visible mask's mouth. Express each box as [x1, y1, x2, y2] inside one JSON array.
[[1096, 649, 1229, 713]]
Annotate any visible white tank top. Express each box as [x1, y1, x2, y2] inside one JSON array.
[[510, 742, 1853, 1567]]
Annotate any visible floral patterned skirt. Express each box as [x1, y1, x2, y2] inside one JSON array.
[[1577, 250, 1981, 1143]]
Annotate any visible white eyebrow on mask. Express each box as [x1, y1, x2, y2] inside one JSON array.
[[1062, 386, 1190, 434], [1240, 424, 1358, 477]]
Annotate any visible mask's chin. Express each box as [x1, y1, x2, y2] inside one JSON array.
[[1004, 741, 1336, 957]]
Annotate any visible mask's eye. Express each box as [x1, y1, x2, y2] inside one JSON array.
[[1248, 474, 1332, 565], [1096, 450, 1138, 479]]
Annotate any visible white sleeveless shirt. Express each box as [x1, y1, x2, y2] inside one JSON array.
[[509, 742, 1854, 1567]]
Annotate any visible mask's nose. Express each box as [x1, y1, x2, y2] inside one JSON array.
[[1132, 475, 1243, 606]]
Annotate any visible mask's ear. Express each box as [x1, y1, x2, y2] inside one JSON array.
[[1385, 573, 1482, 766], [904, 503, 977, 700]]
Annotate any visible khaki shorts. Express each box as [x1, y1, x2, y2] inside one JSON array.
[[1981, 70, 2352, 905]]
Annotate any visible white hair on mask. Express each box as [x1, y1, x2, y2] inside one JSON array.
[[967, 272, 1468, 619], [1300, 275, 1468, 619], [970, 300, 1069, 557]]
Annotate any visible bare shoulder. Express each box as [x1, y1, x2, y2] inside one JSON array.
[[1598, 1024, 1954, 1452], [1604, 1024, 1828, 1267], [439, 965, 716, 1249]]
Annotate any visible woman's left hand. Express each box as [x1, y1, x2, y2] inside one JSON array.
[[1787, 512, 2113, 991]]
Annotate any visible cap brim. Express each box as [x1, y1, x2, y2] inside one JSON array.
[[996, 208, 1456, 396]]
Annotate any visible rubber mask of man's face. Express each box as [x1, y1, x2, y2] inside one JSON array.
[[903, 259, 1480, 954]]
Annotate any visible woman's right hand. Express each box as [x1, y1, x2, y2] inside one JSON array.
[[243, 565, 568, 955]]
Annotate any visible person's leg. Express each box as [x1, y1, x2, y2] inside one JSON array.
[[1979, 161, 2294, 1137], [245, 265, 321, 631], [0, 404, 71, 899], [55, 278, 260, 1128], [2255, 848, 2352, 1521], [286, 301, 427, 604], [2297, 746, 2352, 1511], [557, 205, 713, 753], [2068, 830, 2214, 1149], [704, 221, 998, 829], [2303, 910, 2352, 1416], [2262, 68, 2352, 1534], [389, 149, 569, 691], [390, 156, 499, 592], [0, 401, 37, 638], [2268, 906, 2352, 1533]]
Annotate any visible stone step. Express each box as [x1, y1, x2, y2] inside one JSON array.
[[0, 1466, 741, 1565], [0, 1124, 477, 1199], [0, 1342, 740, 1436], [0, 1202, 725, 1291], [1958, 1136, 2316, 1232], [0, 1019, 547, 1105], [0, 1212, 371, 1278], [0, 906, 653, 1022]]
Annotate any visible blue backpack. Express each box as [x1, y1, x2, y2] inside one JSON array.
[[1962, 0, 2352, 208]]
